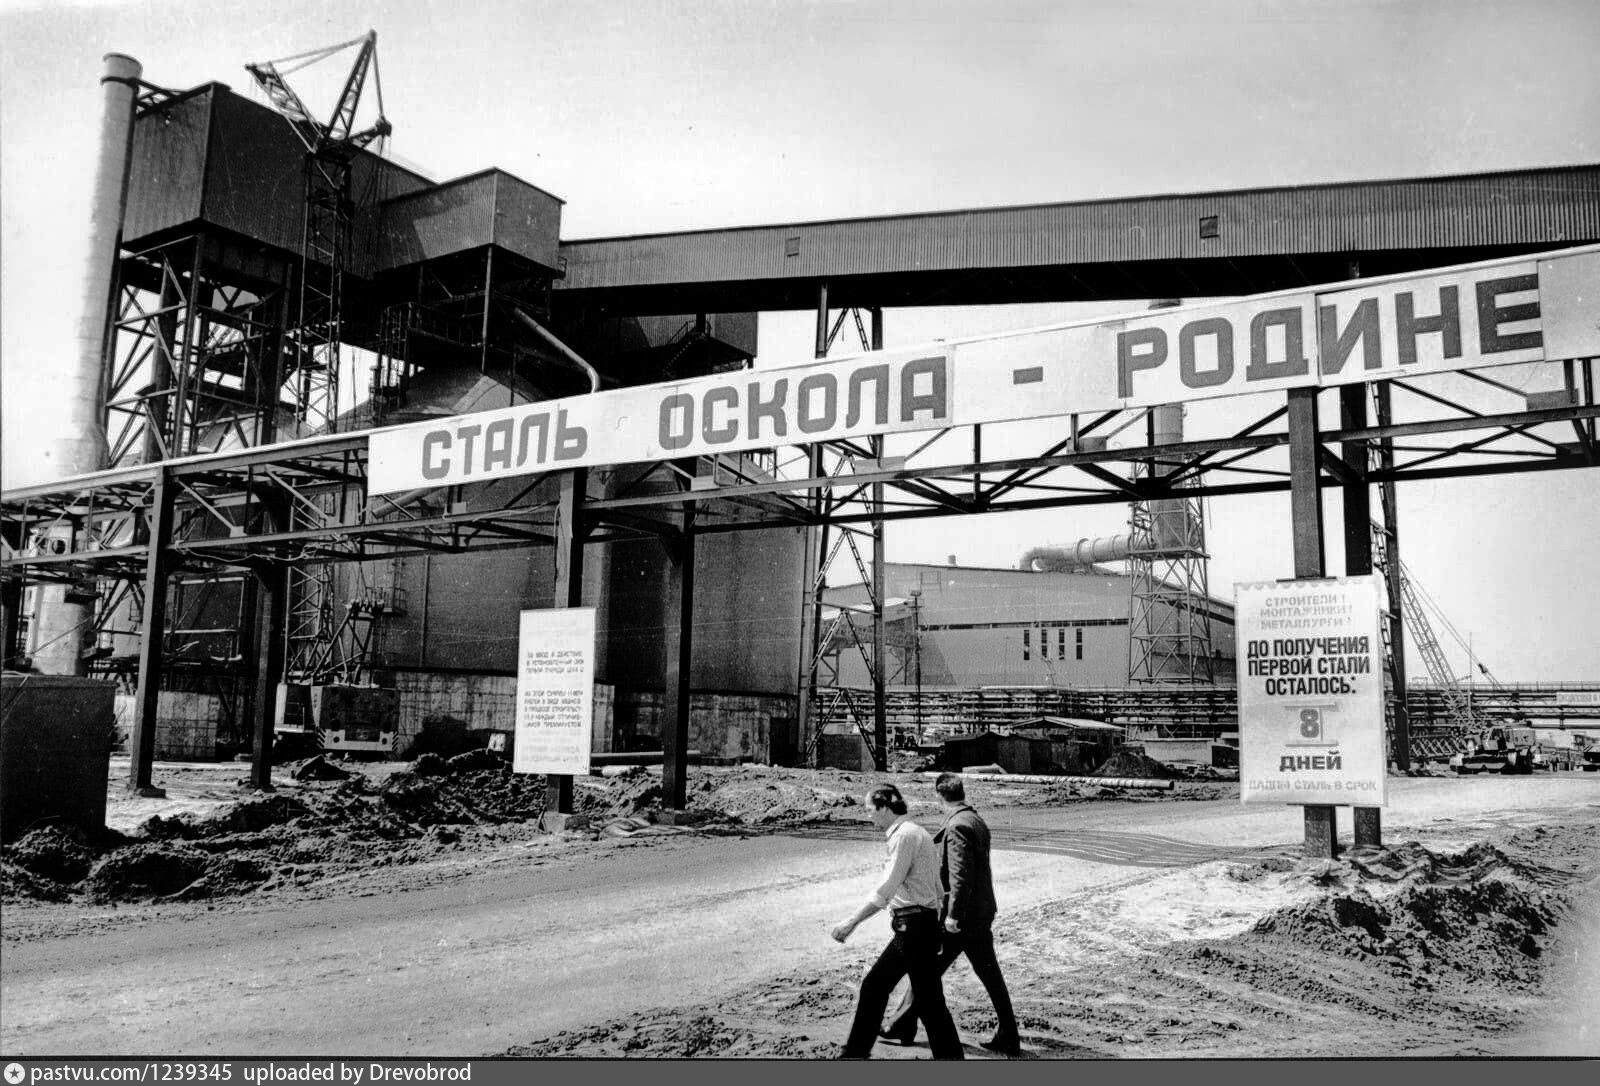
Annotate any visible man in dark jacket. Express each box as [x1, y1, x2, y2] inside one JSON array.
[[880, 773, 1021, 1056]]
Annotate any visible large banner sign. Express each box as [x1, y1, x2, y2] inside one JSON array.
[[512, 607, 595, 776], [1237, 577, 1387, 807], [367, 246, 1600, 494]]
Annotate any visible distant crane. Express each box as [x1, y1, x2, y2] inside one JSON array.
[[1392, 555, 1504, 748]]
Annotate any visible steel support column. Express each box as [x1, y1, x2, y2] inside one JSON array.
[[1340, 386, 1372, 576], [128, 472, 175, 796], [1340, 383, 1384, 845], [869, 308, 887, 768], [798, 444, 824, 767], [247, 545, 287, 792], [1373, 384, 1412, 769], [1287, 387, 1336, 857], [546, 467, 588, 821], [1287, 388, 1326, 578], [661, 500, 695, 810], [797, 283, 831, 765]]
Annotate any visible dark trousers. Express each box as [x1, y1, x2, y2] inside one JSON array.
[[882, 924, 1018, 1045], [842, 909, 964, 1059]]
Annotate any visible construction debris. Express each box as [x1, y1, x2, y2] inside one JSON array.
[[1, 757, 1220, 906]]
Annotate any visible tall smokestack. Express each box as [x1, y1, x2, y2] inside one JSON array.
[[30, 53, 141, 676], [68, 52, 141, 475]]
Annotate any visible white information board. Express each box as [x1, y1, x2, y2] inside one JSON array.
[[1237, 577, 1387, 806], [512, 606, 595, 776]]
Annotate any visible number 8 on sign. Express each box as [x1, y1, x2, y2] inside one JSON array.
[[1300, 706, 1322, 739]]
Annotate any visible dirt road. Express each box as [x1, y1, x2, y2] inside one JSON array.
[[4, 772, 1597, 1058]]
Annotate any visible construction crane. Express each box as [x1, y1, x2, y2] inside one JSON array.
[[1392, 558, 1486, 727], [246, 34, 396, 752], [246, 31, 390, 440]]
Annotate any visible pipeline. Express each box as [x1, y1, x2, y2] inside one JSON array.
[[508, 305, 602, 394], [1020, 535, 1140, 572], [1018, 399, 1193, 573]]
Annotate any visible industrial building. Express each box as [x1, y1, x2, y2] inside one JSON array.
[[822, 559, 1236, 690], [3, 38, 1599, 817]]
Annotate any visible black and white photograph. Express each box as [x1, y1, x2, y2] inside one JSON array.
[[2, 0, 1597, 1066]]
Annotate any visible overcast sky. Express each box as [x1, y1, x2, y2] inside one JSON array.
[[2, 0, 1597, 681]]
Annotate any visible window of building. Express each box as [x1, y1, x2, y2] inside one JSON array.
[[1040, 627, 1049, 660], [1076, 628, 1084, 660], [1058, 628, 1066, 659], [1022, 629, 1030, 661]]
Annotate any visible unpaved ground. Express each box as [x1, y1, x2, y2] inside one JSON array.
[[2, 756, 1597, 1058], [1, 750, 1208, 910]]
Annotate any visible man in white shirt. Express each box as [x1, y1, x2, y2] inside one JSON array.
[[831, 784, 964, 1059]]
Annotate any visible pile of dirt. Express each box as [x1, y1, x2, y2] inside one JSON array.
[[1120, 829, 1579, 1056], [0, 825, 128, 904], [1, 751, 549, 905], [3, 825, 108, 884], [690, 768, 862, 825], [574, 765, 867, 831], [1, 758, 1228, 908], [1309, 840, 1558, 986], [1091, 749, 1175, 779]]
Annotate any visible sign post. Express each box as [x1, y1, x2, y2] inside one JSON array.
[[513, 606, 596, 829], [1237, 577, 1388, 857]]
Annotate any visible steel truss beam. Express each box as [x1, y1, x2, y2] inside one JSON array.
[[5, 368, 1597, 586], [5, 352, 1595, 783]]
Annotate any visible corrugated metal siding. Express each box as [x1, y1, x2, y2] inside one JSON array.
[[124, 85, 430, 277], [123, 90, 211, 243], [200, 89, 308, 260], [490, 172, 563, 273], [380, 172, 498, 267], [557, 166, 1600, 289], [377, 169, 564, 272]]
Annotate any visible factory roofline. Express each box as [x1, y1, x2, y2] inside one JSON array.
[[550, 162, 1600, 309], [379, 165, 565, 208], [558, 160, 1600, 244]]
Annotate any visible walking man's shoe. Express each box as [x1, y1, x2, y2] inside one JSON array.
[[980, 1035, 1023, 1057]]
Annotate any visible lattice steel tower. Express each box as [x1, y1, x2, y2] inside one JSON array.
[[1126, 403, 1216, 686]]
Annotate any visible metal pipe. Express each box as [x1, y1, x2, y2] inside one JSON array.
[[1019, 399, 1186, 574], [32, 54, 141, 676], [70, 52, 141, 476], [507, 305, 600, 393], [1148, 403, 1187, 551], [1019, 535, 1139, 571]]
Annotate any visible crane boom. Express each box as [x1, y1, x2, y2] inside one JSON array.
[[246, 31, 389, 157]]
